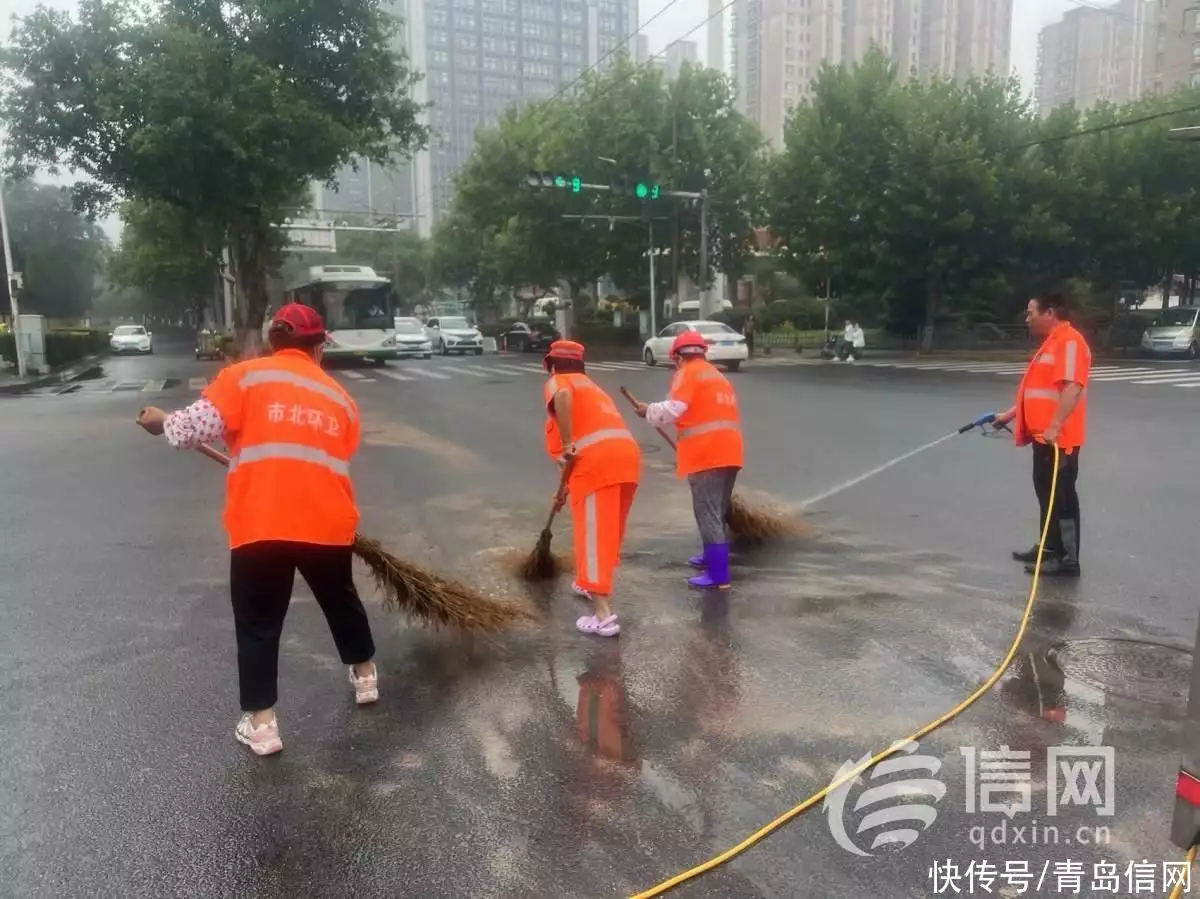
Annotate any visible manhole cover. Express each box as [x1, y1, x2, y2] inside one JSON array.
[[1049, 638, 1192, 705]]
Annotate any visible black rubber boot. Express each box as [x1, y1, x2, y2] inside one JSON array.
[[1012, 546, 1058, 564], [1026, 520, 1080, 578]]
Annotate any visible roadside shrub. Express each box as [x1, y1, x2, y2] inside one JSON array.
[[574, 320, 640, 348], [0, 328, 107, 370]]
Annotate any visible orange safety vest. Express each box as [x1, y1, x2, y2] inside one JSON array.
[[1014, 322, 1091, 451], [668, 359, 745, 477], [202, 349, 360, 549], [544, 373, 641, 497]]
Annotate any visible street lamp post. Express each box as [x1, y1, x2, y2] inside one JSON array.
[[0, 173, 26, 378]]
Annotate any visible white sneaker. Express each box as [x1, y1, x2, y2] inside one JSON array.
[[348, 664, 379, 705], [235, 713, 283, 756]]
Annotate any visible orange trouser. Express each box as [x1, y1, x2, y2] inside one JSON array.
[[570, 481, 637, 595]]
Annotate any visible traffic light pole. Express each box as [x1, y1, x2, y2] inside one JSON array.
[[562, 213, 668, 337]]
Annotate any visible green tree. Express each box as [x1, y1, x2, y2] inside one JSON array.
[[0, 179, 107, 320], [2, 0, 427, 352], [107, 199, 220, 325], [332, 226, 431, 309]]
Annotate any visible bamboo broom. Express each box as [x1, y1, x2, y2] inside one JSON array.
[[194, 443, 535, 634]]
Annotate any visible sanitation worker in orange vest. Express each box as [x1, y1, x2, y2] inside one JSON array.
[[630, 329, 744, 589], [135, 304, 378, 757], [992, 292, 1091, 578], [542, 340, 641, 637]]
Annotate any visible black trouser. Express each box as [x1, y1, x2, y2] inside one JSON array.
[[745, 333, 754, 355], [1031, 443, 1081, 559], [230, 541, 376, 712]]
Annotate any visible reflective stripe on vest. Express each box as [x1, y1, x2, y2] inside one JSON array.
[[678, 420, 741, 440], [1022, 387, 1061, 401], [240, 369, 357, 420], [1035, 353, 1055, 364], [229, 442, 351, 477], [574, 427, 636, 451]]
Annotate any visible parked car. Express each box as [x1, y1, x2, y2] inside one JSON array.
[[505, 320, 559, 352], [110, 325, 153, 355], [424, 316, 483, 356], [1141, 307, 1200, 359], [393, 317, 433, 359], [642, 320, 748, 371]]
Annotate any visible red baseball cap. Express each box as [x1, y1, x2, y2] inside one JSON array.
[[270, 303, 326, 338]]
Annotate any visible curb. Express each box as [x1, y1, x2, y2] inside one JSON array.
[[0, 354, 105, 396]]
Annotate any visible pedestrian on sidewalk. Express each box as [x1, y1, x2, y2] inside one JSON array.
[[847, 320, 866, 362], [991, 292, 1091, 578], [136, 303, 379, 757], [630, 330, 744, 589], [742, 313, 756, 357], [542, 340, 641, 637]]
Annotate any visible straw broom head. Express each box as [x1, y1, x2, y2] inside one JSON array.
[[726, 494, 809, 545], [352, 535, 536, 633], [518, 527, 569, 581]]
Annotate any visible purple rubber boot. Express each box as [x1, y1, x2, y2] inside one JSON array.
[[687, 551, 706, 569], [688, 543, 730, 590]]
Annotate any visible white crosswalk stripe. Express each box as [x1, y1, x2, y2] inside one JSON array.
[[834, 358, 1200, 390], [406, 367, 453, 380], [376, 369, 415, 382], [142, 380, 168, 392], [188, 377, 208, 391]]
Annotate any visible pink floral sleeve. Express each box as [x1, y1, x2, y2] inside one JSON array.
[[163, 398, 227, 449]]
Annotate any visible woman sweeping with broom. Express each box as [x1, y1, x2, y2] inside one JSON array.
[[135, 303, 379, 757], [541, 340, 641, 637], [628, 329, 744, 589]]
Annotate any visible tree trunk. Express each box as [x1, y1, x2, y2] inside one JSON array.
[[231, 219, 272, 360], [920, 279, 938, 354]]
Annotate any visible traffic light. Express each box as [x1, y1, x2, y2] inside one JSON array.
[[634, 181, 661, 199], [526, 171, 582, 193]]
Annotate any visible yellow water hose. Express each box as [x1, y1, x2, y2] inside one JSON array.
[[1167, 845, 1197, 899], [631, 444, 1062, 898]]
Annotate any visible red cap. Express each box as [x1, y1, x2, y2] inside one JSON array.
[[270, 303, 326, 338], [545, 339, 585, 361], [670, 330, 707, 357]]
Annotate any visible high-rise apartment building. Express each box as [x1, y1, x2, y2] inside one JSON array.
[[732, 0, 1012, 147], [320, 0, 638, 236], [1035, 0, 1145, 115], [659, 40, 699, 79], [1141, 0, 1200, 96]]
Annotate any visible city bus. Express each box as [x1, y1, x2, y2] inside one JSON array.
[[279, 265, 398, 363]]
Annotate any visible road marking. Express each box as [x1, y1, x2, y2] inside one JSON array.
[[112, 380, 148, 392], [142, 380, 168, 392], [453, 366, 493, 377], [1089, 368, 1166, 381], [491, 363, 534, 375], [1128, 373, 1200, 384], [589, 361, 645, 371], [377, 369, 415, 382], [1173, 381, 1200, 388], [188, 377, 208, 391], [407, 367, 453, 380], [342, 370, 366, 380]]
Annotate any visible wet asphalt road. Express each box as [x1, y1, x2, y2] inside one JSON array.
[[0, 346, 1196, 898]]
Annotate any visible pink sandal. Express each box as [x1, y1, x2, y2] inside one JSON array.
[[576, 614, 620, 637]]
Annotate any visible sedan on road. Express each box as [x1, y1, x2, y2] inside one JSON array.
[[425, 316, 484, 356], [504, 320, 559, 352], [393, 317, 433, 359], [643, 320, 748, 371], [109, 325, 153, 355]]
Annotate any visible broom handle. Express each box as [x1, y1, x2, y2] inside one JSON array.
[[546, 458, 575, 526], [197, 443, 232, 467], [620, 386, 677, 451]]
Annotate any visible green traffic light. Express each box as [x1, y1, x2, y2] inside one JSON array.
[[635, 183, 648, 199], [650, 183, 661, 199], [554, 175, 567, 188], [571, 176, 582, 193]]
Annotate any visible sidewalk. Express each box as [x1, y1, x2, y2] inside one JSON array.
[[0, 354, 105, 397]]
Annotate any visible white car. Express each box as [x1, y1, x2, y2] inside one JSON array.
[[643, 321, 748, 371], [393, 317, 433, 358], [425, 316, 483, 356], [109, 324, 153, 355]]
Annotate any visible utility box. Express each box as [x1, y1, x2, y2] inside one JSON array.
[[17, 314, 46, 375]]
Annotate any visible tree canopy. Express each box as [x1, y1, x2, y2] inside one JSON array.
[[765, 49, 1200, 345], [1, 0, 427, 347], [0, 180, 107, 320], [435, 57, 765, 317]]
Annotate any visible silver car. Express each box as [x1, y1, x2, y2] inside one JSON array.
[[109, 325, 153, 355], [1141, 307, 1200, 359], [392, 317, 433, 358], [425, 316, 483, 356]]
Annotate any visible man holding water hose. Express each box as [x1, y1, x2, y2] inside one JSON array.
[[992, 292, 1091, 578]]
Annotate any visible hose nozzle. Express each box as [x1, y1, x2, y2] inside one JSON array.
[[958, 411, 997, 434]]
